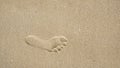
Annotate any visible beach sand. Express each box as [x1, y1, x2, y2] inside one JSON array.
[[0, 0, 120, 68]]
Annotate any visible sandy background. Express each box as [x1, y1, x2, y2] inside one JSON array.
[[0, 0, 120, 68]]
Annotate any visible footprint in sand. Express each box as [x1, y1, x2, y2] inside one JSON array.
[[25, 35, 68, 53]]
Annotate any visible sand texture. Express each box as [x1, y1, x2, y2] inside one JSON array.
[[0, 0, 120, 68]]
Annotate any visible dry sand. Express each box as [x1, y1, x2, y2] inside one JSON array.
[[0, 0, 120, 68]]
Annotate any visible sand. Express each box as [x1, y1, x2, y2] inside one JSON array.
[[0, 0, 120, 68]]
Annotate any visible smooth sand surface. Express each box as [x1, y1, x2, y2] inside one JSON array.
[[0, 0, 120, 68]]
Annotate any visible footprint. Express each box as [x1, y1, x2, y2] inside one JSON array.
[[25, 35, 68, 53]]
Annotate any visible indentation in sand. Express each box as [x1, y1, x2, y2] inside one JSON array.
[[25, 35, 68, 53]]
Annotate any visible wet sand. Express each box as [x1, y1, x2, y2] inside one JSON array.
[[0, 0, 120, 68]]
